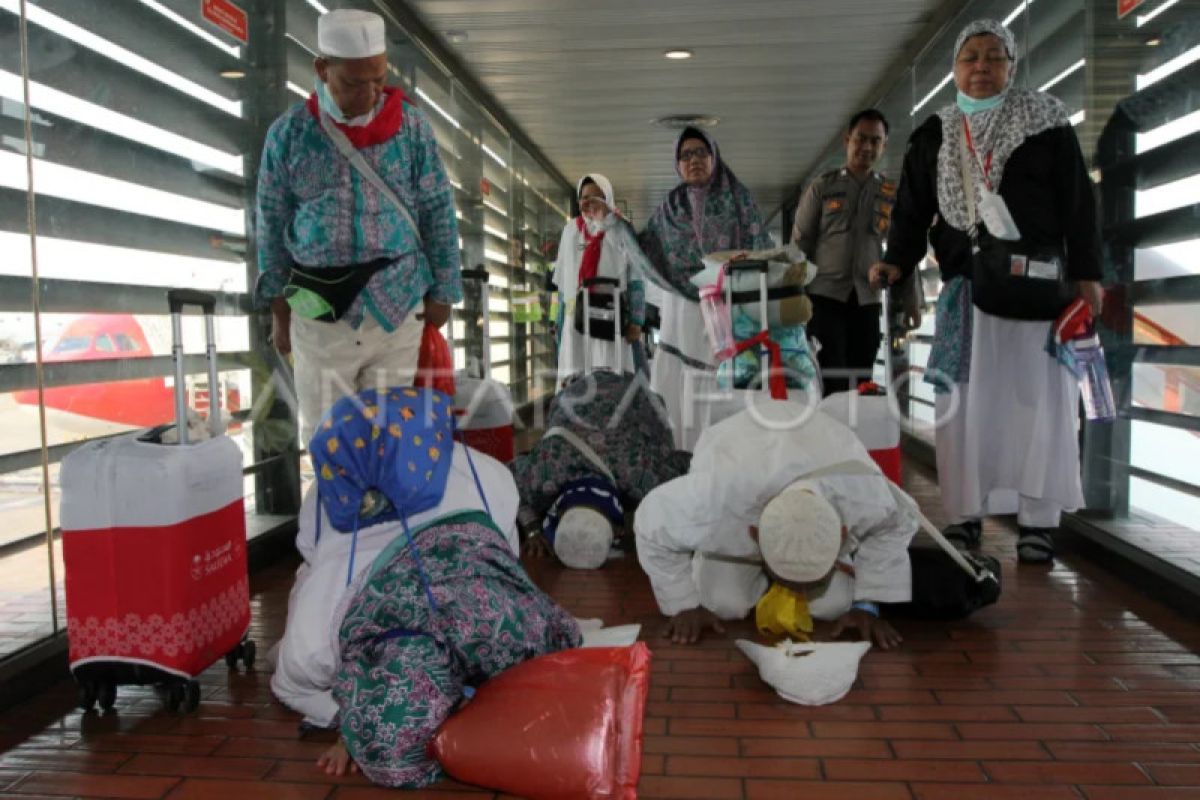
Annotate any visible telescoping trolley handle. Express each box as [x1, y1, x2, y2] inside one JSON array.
[[881, 280, 893, 392], [725, 259, 771, 379], [581, 276, 623, 375], [166, 289, 220, 445], [461, 267, 491, 376]]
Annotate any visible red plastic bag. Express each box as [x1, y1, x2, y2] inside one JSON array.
[[432, 643, 652, 799], [414, 322, 456, 397]]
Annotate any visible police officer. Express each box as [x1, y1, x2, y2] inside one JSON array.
[[792, 109, 919, 394]]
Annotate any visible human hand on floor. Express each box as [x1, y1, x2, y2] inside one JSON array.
[[316, 737, 358, 776], [829, 609, 903, 650], [522, 535, 550, 560], [661, 607, 725, 645]]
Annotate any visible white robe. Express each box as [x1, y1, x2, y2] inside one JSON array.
[[553, 219, 637, 379], [937, 309, 1083, 527], [270, 446, 519, 727], [635, 398, 918, 620]]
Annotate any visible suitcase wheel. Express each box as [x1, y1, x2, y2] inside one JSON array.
[[77, 680, 97, 712], [166, 680, 201, 713], [224, 639, 257, 671], [77, 680, 116, 713], [98, 682, 117, 711]]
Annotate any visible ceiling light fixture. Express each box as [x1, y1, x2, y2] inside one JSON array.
[[445, 30, 469, 44], [653, 114, 720, 129], [1146, 36, 1163, 46], [219, 69, 245, 79], [664, 49, 693, 60]]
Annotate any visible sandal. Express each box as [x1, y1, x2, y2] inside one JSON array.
[[943, 519, 982, 551], [1017, 527, 1055, 564]]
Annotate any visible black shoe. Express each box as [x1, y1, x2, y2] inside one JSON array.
[[943, 519, 982, 551], [1017, 527, 1055, 564]]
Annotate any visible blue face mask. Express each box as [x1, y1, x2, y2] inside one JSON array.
[[957, 90, 1007, 115], [314, 79, 349, 123]]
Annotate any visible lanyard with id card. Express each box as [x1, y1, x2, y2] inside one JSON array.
[[962, 117, 1021, 242]]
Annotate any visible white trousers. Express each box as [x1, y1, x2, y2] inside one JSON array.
[[291, 312, 423, 446]]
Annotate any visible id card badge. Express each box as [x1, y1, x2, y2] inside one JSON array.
[[978, 189, 1021, 241]]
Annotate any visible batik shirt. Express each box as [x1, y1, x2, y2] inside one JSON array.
[[255, 100, 463, 331]]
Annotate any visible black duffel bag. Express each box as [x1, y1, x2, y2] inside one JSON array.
[[889, 545, 1002, 620]]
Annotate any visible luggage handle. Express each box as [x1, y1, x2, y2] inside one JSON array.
[[166, 288, 221, 445], [458, 266, 491, 378], [580, 274, 624, 374], [723, 259, 770, 274], [167, 288, 217, 315]]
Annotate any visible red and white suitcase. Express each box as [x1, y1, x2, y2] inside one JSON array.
[[452, 269, 516, 463], [59, 289, 253, 714], [818, 389, 902, 484]]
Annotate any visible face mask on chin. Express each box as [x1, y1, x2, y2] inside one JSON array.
[[315, 79, 377, 127], [956, 89, 1007, 115]]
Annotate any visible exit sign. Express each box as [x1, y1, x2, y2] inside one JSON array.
[[201, 0, 248, 44]]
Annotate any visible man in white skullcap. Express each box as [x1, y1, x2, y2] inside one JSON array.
[[255, 8, 463, 445], [635, 396, 918, 646]]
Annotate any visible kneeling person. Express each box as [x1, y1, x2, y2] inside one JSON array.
[[635, 397, 918, 648], [512, 370, 690, 569], [271, 387, 580, 788]]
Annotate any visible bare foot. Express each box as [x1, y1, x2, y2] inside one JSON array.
[[316, 739, 358, 776]]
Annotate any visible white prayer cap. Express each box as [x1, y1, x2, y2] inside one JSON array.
[[318, 9, 386, 59], [758, 481, 841, 584], [554, 507, 613, 570]]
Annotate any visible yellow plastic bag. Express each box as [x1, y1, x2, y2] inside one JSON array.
[[755, 583, 813, 641]]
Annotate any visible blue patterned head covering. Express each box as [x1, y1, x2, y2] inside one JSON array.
[[310, 387, 455, 533], [541, 476, 624, 545]]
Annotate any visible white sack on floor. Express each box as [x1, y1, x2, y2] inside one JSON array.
[[735, 638, 871, 706]]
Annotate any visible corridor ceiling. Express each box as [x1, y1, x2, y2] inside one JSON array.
[[403, 0, 948, 227]]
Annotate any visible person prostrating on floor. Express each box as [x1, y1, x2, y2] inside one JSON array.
[[635, 395, 918, 647]]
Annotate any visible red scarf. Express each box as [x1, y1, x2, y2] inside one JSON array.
[[306, 86, 409, 148], [575, 216, 605, 290]]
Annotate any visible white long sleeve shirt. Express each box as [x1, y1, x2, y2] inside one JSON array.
[[635, 399, 918, 617]]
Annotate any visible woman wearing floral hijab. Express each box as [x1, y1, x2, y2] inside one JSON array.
[[870, 19, 1103, 563], [639, 127, 775, 450]]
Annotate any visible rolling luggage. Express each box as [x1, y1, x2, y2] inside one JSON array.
[[817, 286, 903, 483], [452, 269, 515, 463], [60, 289, 254, 714]]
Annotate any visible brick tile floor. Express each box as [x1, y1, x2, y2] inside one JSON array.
[[0, 460, 1198, 799]]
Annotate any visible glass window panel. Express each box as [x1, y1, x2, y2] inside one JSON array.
[[1129, 476, 1200, 530], [1135, 240, 1200, 282], [1133, 302, 1200, 345], [1132, 364, 1200, 418]]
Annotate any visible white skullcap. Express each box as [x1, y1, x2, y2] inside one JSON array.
[[553, 507, 613, 570], [318, 9, 386, 59], [758, 482, 841, 584]]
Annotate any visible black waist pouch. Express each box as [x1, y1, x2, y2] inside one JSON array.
[[284, 258, 391, 322], [970, 231, 1075, 321]]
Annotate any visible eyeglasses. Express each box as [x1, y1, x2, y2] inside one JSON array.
[[678, 147, 712, 162]]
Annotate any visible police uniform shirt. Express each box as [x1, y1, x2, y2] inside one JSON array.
[[791, 168, 897, 305]]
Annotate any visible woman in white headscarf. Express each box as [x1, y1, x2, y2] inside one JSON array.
[[551, 174, 647, 381], [870, 19, 1103, 564]]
